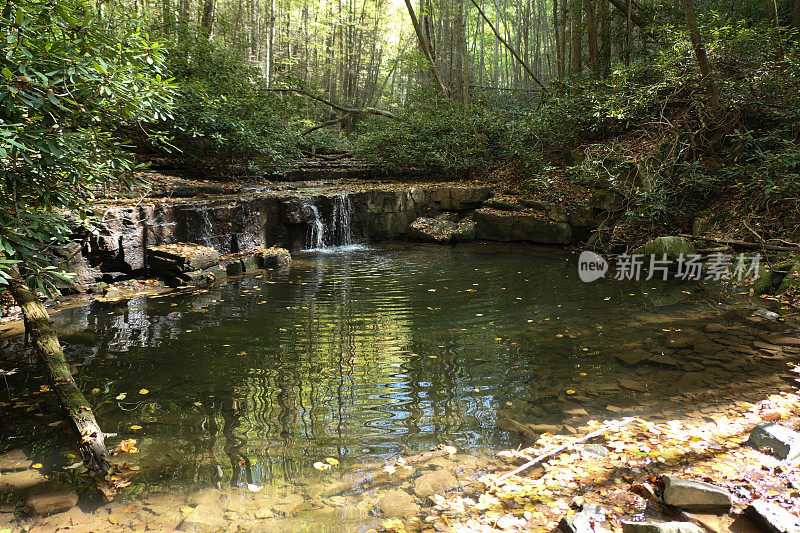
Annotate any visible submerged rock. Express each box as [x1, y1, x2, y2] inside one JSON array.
[[0, 449, 32, 473], [662, 476, 732, 511], [413, 470, 459, 498], [25, 487, 78, 516], [178, 503, 224, 532], [379, 489, 420, 519], [746, 498, 800, 533], [747, 422, 800, 460]]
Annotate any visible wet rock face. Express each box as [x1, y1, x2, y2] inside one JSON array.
[[408, 217, 458, 243], [25, 488, 79, 517], [621, 521, 704, 533]]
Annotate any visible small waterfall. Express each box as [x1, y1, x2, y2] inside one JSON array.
[[306, 203, 326, 249], [198, 208, 216, 248], [302, 194, 358, 251], [331, 194, 353, 247]]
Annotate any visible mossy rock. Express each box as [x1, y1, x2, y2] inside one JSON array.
[[632, 236, 695, 262], [752, 268, 773, 295], [777, 263, 800, 294]]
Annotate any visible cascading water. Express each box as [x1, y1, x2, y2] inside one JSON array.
[[303, 194, 358, 251], [306, 203, 326, 250], [331, 194, 353, 247]]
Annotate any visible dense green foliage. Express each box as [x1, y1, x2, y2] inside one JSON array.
[[161, 38, 302, 176], [0, 0, 173, 291]]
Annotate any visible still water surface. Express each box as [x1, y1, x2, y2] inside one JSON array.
[[1, 243, 769, 496]]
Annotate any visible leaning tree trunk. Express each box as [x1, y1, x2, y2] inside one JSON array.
[[6, 269, 114, 498], [680, 0, 721, 111]]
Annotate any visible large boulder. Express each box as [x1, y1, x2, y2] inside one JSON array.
[[746, 498, 800, 533], [473, 209, 573, 244], [748, 422, 800, 460], [147, 243, 220, 275], [662, 476, 732, 511], [408, 217, 458, 243], [632, 236, 695, 262]]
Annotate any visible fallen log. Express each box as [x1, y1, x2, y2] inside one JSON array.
[[6, 267, 115, 500], [496, 417, 638, 483], [678, 234, 800, 252], [267, 87, 401, 120]]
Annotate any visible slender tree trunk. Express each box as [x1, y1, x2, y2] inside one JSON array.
[[554, 0, 564, 77], [469, 0, 547, 89], [404, 0, 449, 95], [585, 0, 599, 77], [600, 0, 610, 76], [6, 269, 114, 498], [201, 0, 215, 38], [680, 0, 720, 110], [570, 0, 582, 75]]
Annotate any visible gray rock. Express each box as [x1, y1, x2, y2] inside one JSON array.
[[662, 476, 732, 511], [379, 489, 420, 519], [512, 213, 573, 243], [25, 487, 78, 516], [746, 498, 800, 533], [632, 236, 695, 262], [178, 504, 224, 532], [259, 248, 291, 269], [148, 244, 220, 275], [558, 503, 608, 533], [452, 219, 477, 242], [621, 521, 704, 533], [408, 217, 457, 243], [748, 422, 800, 460], [413, 470, 459, 498]]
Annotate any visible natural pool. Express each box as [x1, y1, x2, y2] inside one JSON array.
[[0, 242, 793, 531]]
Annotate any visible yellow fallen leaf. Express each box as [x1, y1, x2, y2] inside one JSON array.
[[115, 393, 127, 400], [138, 389, 149, 395], [566, 390, 576, 395], [325, 457, 339, 466], [313, 461, 331, 471], [91, 388, 100, 394], [31, 463, 42, 469], [130, 425, 142, 430]]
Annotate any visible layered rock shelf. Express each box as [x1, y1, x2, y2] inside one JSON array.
[[60, 182, 621, 288]]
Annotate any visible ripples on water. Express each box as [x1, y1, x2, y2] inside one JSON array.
[[0, 243, 768, 494]]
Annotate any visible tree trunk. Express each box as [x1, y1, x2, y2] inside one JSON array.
[[570, 0, 583, 75], [554, 0, 564, 77], [404, 0, 449, 95], [585, 0, 599, 77], [680, 0, 721, 110], [6, 269, 114, 498], [201, 0, 215, 38], [600, 0, 611, 76]]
